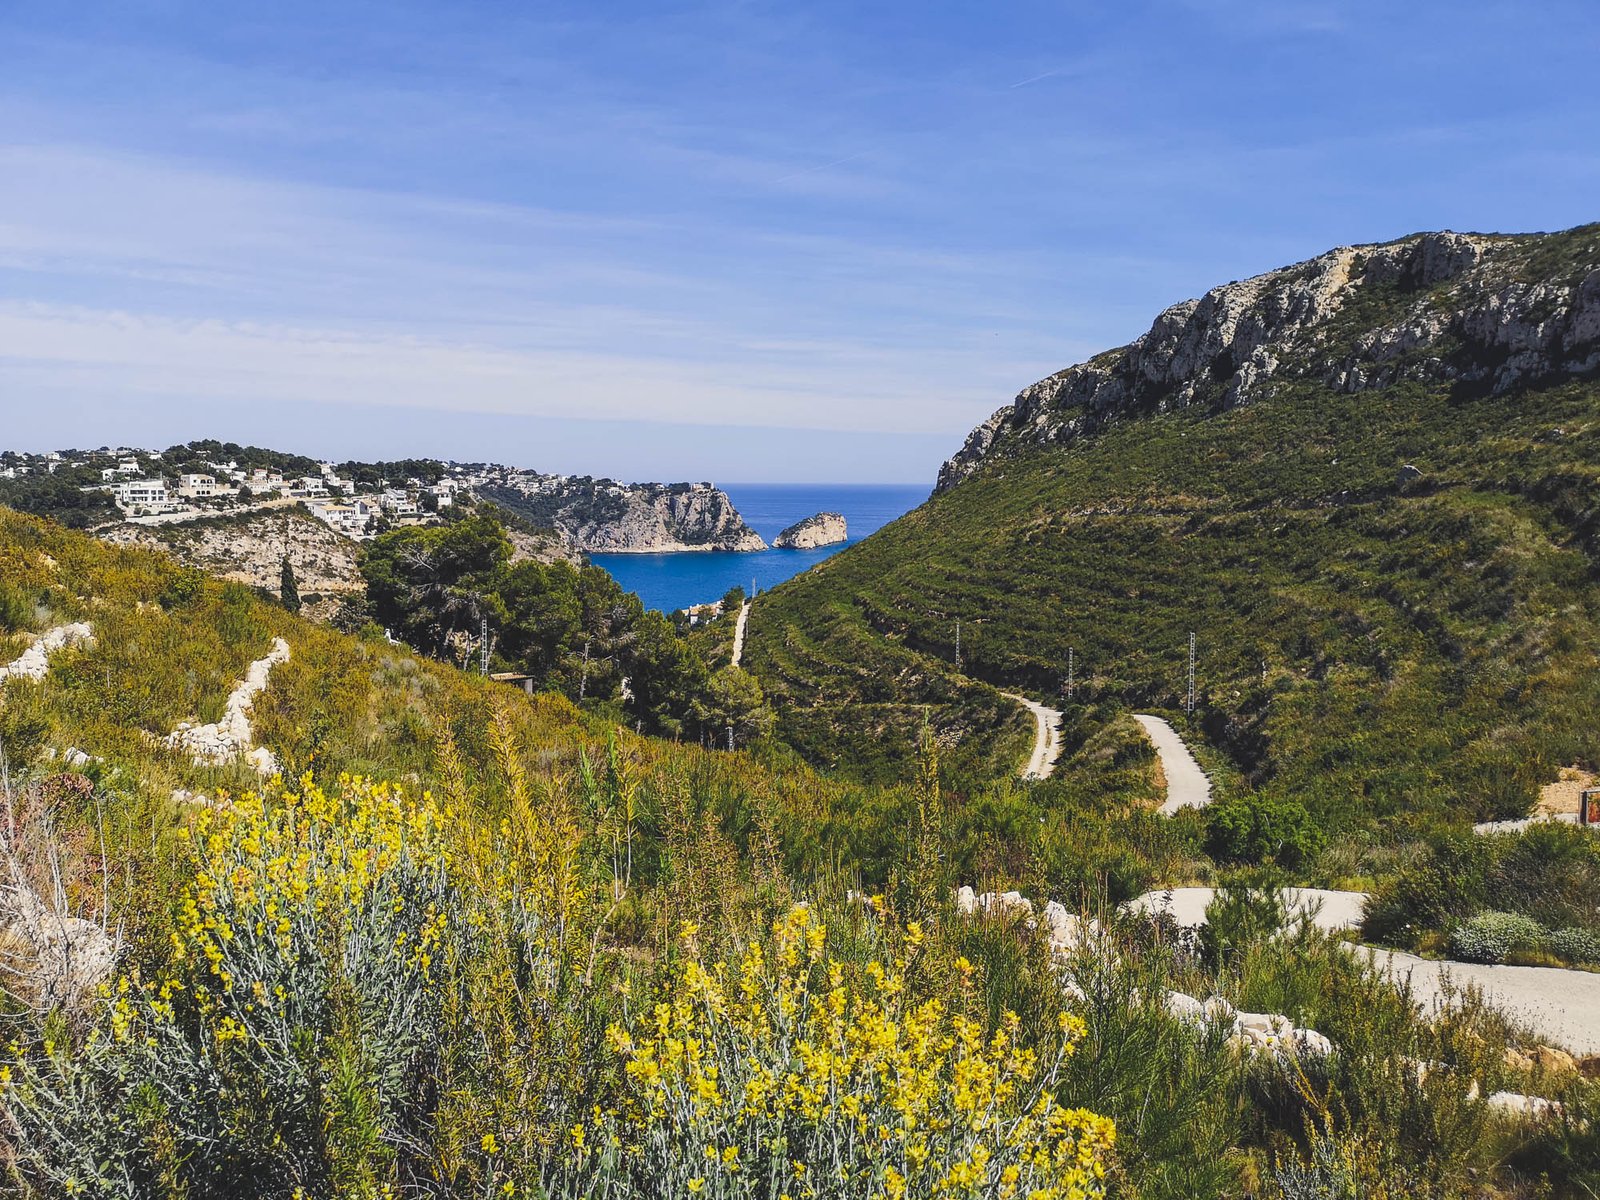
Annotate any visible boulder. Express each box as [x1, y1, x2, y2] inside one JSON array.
[[1531, 1045, 1579, 1076]]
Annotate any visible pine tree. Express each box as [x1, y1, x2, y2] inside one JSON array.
[[279, 554, 302, 614]]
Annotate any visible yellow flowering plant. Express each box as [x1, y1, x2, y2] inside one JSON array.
[[3, 774, 472, 1195], [562, 903, 1115, 1199]]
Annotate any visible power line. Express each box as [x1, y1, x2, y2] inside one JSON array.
[[1186, 631, 1196, 718]]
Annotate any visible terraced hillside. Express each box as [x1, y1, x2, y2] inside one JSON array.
[[744, 224, 1600, 833]]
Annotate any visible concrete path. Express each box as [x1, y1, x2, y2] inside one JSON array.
[[730, 601, 751, 668], [1132, 714, 1212, 813], [1129, 886, 1367, 933], [1000, 692, 1064, 780], [1129, 885, 1600, 1054], [1363, 947, 1600, 1056]]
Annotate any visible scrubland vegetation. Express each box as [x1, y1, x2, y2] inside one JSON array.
[[1, 508, 1598, 1196]]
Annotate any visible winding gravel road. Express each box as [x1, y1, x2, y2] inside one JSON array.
[[730, 600, 751, 667], [1130, 886, 1600, 1055], [1000, 692, 1064, 780], [1132, 714, 1212, 813], [1360, 948, 1600, 1056]]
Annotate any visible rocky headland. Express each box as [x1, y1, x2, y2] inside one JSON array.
[[483, 479, 766, 553], [773, 512, 846, 549], [939, 226, 1600, 489]]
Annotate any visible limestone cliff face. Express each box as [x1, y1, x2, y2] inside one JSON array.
[[99, 510, 363, 596], [483, 480, 766, 553], [938, 225, 1600, 490], [774, 512, 847, 549]]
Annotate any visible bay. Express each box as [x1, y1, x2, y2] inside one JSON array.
[[590, 482, 926, 613]]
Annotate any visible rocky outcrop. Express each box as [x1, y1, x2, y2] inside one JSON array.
[[484, 480, 765, 553], [0, 885, 117, 1013], [939, 225, 1600, 490], [0, 624, 94, 684], [165, 637, 289, 774], [99, 510, 363, 602], [773, 512, 846, 549]]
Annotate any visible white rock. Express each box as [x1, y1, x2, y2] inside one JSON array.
[[954, 886, 977, 914], [1292, 1028, 1334, 1058], [1487, 1091, 1562, 1121], [0, 622, 94, 683], [1165, 991, 1206, 1023]]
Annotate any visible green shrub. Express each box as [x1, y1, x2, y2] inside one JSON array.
[[0, 580, 33, 632], [1361, 834, 1492, 947], [1447, 910, 1546, 964], [1206, 793, 1322, 867], [1546, 926, 1600, 965]]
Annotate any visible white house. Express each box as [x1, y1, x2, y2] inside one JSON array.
[[292, 476, 330, 498], [116, 457, 141, 475], [113, 479, 170, 511], [178, 473, 217, 498], [380, 488, 418, 516]]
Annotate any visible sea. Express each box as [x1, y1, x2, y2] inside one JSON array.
[[590, 483, 927, 613]]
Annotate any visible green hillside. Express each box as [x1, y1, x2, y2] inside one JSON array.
[[745, 226, 1600, 840], [3, 511, 1599, 1196]]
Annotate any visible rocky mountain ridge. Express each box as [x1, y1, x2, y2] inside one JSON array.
[[938, 224, 1600, 489]]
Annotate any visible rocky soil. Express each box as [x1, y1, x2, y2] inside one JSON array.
[[773, 512, 847, 549], [939, 225, 1600, 489]]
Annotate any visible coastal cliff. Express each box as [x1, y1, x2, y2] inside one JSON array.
[[482, 478, 766, 553], [939, 226, 1600, 489], [773, 512, 846, 549]]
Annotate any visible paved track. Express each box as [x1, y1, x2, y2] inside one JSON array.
[[1130, 886, 1600, 1054], [1000, 692, 1064, 780], [730, 601, 750, 667], [1132, 714, 1212, 813]]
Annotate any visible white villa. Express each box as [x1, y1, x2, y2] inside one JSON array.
[[380, 488, 418, 516], [178, 473, 219, 498], [112, 479, 172, 513]]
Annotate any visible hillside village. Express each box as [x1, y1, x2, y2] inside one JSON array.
[[0, 443, 739, 546]]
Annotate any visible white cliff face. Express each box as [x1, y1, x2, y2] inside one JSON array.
[[937, 227, 1600, 490], [773, 512, 847, 549]]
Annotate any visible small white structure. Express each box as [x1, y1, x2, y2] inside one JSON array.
[[178, 473, 217, 498]]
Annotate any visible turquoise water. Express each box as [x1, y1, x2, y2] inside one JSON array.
[[591, 483, 927, 613]]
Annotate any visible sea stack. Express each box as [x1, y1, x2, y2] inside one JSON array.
[[773, 512, 847, 549]]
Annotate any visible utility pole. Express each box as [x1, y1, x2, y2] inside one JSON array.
[[954, 619, 962, 672], [1186, 632, 1197, 718], [579, 637, 592, 701]]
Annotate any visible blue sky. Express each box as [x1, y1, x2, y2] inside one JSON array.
[[2, 1, 1597, 483]]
